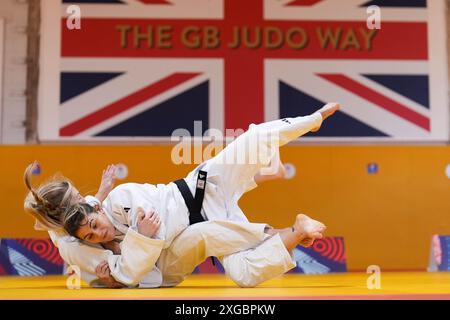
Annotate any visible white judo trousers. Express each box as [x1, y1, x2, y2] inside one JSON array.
[[49, 220, 276, 288], [157, 220, 289, 287], [159, 223, 294, 288], [183, 112, 323, 224]]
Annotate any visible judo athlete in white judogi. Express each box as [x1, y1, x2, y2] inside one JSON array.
[[27, 172, 323, 288], [59, 103, 340, 288], [58, 211, 322, 288]]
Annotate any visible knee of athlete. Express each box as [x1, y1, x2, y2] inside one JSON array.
[[162, 275, 185, 287], [182, 222, 208, 241], [188, 224, 210, 242], [174, 226, 208, 255], [229, 272, 260, 288], [225, 261, 261, 288]]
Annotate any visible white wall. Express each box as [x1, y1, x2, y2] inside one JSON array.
[[0, 0, 28, 144]]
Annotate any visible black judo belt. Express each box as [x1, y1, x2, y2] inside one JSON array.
[[173, 170, 216, 266], [173, 170, 208, 225]]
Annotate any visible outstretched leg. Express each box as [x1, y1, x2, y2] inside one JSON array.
[[196, 103, 341, 201], [159, 220, 269, 286], [159, 214, 326, 287], [220, 214, 326, 288], [250, 102, 340, 147]]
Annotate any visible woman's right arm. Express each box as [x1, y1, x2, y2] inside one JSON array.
[[50, 230, 115, 286], [50, 228, 164, 287]]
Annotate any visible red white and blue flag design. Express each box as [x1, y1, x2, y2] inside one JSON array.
[[38, 0, 448, 141]]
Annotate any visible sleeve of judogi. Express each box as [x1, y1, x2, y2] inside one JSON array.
[[84, 195, 101, 207], [49, 230, 114, 287], [107, 228, 164, 287], [50, 228, 164, 288], [105, 185, 166, 239], [103, 187, 166, 286]]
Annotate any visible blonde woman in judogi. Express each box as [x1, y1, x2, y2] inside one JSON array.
[[63, 205, 325, 288], [25, 167, 326, 288], [60, 103, 339, 287], [25, 163, 326, 288], [25, 102, 339, 287]]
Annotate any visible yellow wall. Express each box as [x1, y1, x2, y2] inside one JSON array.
[[1, 145, 450, 271]]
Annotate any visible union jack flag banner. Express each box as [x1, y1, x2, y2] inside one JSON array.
[[38, 0, 449, 142]]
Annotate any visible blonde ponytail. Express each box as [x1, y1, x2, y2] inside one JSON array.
[[23, 162, 76, 230]]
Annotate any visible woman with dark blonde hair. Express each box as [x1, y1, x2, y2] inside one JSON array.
[[23, 163, 326, 288], [23, 103, 339, 288]]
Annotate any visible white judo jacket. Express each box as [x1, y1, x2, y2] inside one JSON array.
[[46, 171, 241, 288], [42, 195, 165, 287]]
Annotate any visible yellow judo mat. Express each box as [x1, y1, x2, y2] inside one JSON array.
[[0, 272, 450, 300]]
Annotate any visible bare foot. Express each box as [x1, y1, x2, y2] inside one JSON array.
[[278, 214, 326, 251], [294, 214, 326, 236], [300, 238, 315, 247], [293, 214, 326, 247], [311, 102, 341, 132]]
